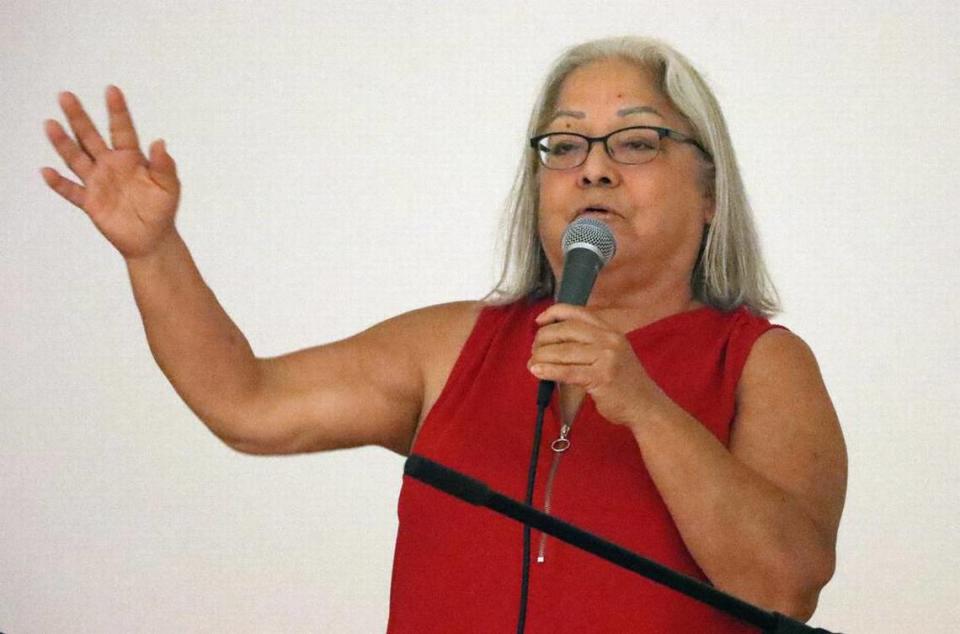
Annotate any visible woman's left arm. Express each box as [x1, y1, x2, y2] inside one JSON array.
[[530, 306, 848, 621], [632, 328, 847, 621]]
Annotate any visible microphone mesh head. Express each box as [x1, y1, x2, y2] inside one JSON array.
[[561, 217, 617, 265]]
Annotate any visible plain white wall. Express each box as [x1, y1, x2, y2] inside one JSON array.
[[3, 1, 958, 631]]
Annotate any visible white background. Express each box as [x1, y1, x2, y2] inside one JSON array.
[[3, 1, 958, 631]]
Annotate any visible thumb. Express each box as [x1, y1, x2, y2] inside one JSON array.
[[148, 139, 179, 192]]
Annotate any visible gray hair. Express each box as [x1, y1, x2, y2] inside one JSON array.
[[488, 36, 780, 317]]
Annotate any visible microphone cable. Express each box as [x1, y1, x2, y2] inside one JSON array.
[[515, 217, 615, 632], [516, 382, 553, 634]]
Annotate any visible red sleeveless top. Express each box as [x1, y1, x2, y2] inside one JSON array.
[[388, 298, 781, 632]]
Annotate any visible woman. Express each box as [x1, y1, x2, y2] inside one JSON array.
[[41, 36, 846, 632]]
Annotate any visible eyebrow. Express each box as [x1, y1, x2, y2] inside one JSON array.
[[617, 105, 663, 118], [550, 109, 586, 121], [548, 105, 664, 123]]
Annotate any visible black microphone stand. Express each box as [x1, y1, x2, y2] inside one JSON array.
[[403, 454, 842, 634]]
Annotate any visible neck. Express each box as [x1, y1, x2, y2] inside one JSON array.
[[580, 271, 702, 333]]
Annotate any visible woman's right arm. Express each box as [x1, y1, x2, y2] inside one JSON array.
[[42, 86, 474, 456], [123, 229, 440, 456], [128, 229, 473, 456]]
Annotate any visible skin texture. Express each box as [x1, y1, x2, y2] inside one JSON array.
[[42, 68, 846, 622]]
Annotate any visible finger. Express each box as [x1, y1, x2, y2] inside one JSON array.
[[44, 119, 94, 180], [106, 85, 142, 152], [529, 361, 591, 387], [529, 341, 597, 367], [58, 91, 110, 158], [536, 303, 607, 328], [40, 167, 87, 209], [534, 318, 603, 347], [147, 139, 179, 193]]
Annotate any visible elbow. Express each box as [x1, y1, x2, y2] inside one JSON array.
[[222, 435, 284, 455], [719, 534, 835, 622], [765, 543, 836, 622], [746, 578, 823, 623], [217, 420, 304, 455], [202, 409, 293, 456], [769, 588, 820, 623], [209, 422, 277, 455], [204, 392, 305, 455]]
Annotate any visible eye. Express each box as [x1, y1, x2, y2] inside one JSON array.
[[549, 141, 579, 156], [539, 134, 585, 155], [623, 139, 655, 150], [615, 134, 656, 151], [611, 129, 660, 160]]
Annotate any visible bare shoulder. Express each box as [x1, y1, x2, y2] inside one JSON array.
[[356, 299, 484, 451], [732, 328, 848, 543], [373, 300, 483, 342], [737, 329, 825, 400], [384, 301, 485, 444], [735, 329, 835, 420], [364, 300, 484, 378]]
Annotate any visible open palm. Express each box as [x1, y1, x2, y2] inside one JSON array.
[[41, 86, 181, 260]]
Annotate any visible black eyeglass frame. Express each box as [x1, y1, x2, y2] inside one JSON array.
[[529, 125, 712, 169]]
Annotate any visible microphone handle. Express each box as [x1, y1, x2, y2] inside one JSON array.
[[537, 248, 602, 407], [556, 248, 603, 305]]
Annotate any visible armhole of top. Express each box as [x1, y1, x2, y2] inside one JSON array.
[[729, 308, 790, 387], [727, 316, 791, 437], [409, 303, 505, 453]]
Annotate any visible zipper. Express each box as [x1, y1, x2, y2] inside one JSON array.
[[536, 423, 571, 563]]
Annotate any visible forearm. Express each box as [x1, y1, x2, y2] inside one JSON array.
[[630, 400, 833, 620], [125, 229, 261, 445]]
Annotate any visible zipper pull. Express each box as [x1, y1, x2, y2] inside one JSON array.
[[550, 424, 571, 453]]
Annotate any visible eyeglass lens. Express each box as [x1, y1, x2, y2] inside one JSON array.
[[537, 128, 660, 168]]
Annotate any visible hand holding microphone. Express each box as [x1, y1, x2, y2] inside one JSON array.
[[534, 217, 616, 407], [530, 217, 665, 429]]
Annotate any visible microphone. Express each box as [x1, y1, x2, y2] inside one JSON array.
[[536, 217, 617, 407]]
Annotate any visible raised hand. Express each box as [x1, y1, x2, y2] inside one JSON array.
[[41, 86, 181, 260]]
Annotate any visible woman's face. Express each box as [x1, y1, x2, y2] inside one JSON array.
[[537, 57, 713, 296]]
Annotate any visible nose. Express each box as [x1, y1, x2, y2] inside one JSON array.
[[577, 140, 620, 188]]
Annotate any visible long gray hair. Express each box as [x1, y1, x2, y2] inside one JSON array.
[[488, 36, 780, 317]]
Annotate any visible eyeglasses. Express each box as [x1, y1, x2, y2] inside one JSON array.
[[529, 125, 711, 170]]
